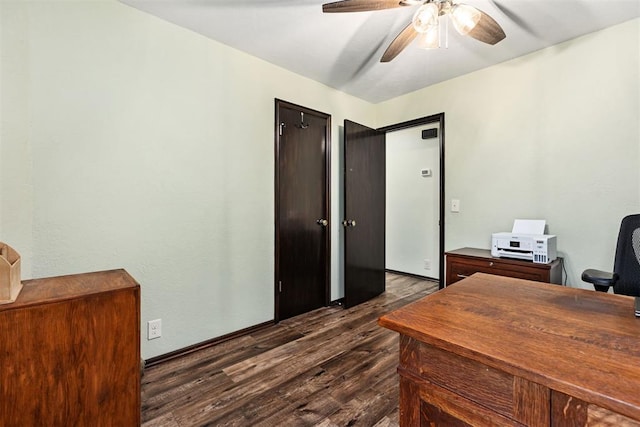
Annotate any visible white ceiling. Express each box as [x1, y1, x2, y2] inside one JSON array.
[[120, 0, 640, 103]]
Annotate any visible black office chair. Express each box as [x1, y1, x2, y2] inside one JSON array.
[[582, 214, 640, 298]]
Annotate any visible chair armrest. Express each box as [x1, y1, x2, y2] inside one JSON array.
[[581, 269, 618, 288]]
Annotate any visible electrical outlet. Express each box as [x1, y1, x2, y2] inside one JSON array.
[[424, 259, 431, 270], [148, 319, 161, 340]]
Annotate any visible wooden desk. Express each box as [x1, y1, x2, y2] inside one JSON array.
[[446, 247, 562, 286], [379, 273, 640, 426], [0, 269, 141, 426]]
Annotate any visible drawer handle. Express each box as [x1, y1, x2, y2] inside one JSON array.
[[489, 262, 494, 267], [456, 274, 469, 279]]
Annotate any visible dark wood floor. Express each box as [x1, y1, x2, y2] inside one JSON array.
[[141, 273, 439, 427]]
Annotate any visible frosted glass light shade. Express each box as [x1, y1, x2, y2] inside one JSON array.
[[416, 24, 440, 49], [412, 3, 439, 34], [450, 3, 481, 35]]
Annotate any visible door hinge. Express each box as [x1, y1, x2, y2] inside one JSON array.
[[279, 122, 286, 136], [278, 281, 282, 293]]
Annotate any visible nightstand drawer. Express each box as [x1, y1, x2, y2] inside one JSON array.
[[449, 260, 548, 284], [445, 248, 562, 286]]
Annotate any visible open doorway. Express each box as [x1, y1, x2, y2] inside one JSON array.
[[379, 113, 445, 289], [386, 122, 441, 281]]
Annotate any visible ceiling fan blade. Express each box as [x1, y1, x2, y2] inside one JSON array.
[[322, 0, 403, 13], [380, 22, 418, 62], [466, 9, 506, 45]]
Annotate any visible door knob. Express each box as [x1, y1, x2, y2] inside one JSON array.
[[342, 219, 357, 227], [316, 219, 328, 227]]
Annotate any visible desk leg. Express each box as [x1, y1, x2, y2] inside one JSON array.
[[399, 375, 420, 426]]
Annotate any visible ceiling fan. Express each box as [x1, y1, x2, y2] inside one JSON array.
[[322, 0, 506, 62]]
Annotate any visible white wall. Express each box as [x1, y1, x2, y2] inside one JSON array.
[[0, 0, 375, 359], [386, 124, 440, 278], [377, 18, 640, 288], [2, 2, 638, 360], [0, 2, 34, 276]]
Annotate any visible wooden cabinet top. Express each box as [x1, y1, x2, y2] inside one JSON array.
[[378, 273, 640, 421], [446, 247, 497, 259], [0, 269, 140, 311], [446, 247, 560, 269]]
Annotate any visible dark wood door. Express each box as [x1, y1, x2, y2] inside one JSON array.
[[343, 120, 385, 308], [275, 100, 330, 321]]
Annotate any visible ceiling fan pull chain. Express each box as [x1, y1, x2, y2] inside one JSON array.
[[444, 13, 449, 49]]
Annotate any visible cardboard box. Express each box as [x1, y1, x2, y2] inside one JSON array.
[[0, 243, 23, 304]]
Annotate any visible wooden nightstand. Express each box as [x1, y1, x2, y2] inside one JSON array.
[[446, 247, 562, 286]]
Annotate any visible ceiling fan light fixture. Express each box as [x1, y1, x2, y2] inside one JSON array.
[[450, 3, 481, 35], [321, 0, 506, 62], [416, 23, 440, 49], [412, 2, 439, 34]]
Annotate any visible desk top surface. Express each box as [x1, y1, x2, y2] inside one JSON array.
[[379, 273, 640, 420]]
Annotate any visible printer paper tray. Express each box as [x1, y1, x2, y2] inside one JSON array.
[[495, 249, 533, 261]]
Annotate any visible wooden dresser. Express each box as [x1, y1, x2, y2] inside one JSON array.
[[446, 247, 562, 286], [0, 269, 141, 426], [379, 273, 640, 426]]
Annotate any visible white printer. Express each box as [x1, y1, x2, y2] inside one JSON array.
[[491, 219, 557, 264]]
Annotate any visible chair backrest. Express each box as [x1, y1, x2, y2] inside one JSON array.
[[613, 214, 640, 296]]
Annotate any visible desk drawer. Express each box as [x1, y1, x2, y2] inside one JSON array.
[[417, 340, 515, 418], [400, 336, 549, 425], [409, 374, 526, 426]]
